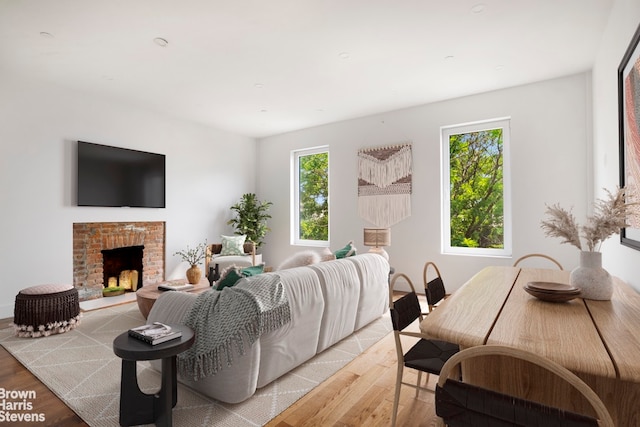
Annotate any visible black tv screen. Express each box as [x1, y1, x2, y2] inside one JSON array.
[[77, 141, 166, 208]]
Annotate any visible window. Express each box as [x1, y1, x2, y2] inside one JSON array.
[[292, 147, 329, 245], [441, 118, 511, 256]]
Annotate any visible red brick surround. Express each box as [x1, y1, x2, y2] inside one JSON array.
[[73, 222, 165, 297]]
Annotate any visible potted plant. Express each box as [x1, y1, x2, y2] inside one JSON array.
[[540, 187, 633, 300], [227, 193, 273, 251], [174, 241, 207, 284]]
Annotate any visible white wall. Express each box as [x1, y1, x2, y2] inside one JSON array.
[[0, 73, 256, 318], [257, 73, 591, 292], [592, 0, 640, 291], [4, 10, 628, 318]]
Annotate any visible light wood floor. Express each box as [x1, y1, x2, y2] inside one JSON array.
[[265, 327, 442, 427], [0, 296, 441, 426]]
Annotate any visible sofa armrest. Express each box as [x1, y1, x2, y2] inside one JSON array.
[[147, 291, 199, 325], [146, 289, 260, 403]]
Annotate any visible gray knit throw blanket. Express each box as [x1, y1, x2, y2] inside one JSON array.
[[178, 273, 291, 381]]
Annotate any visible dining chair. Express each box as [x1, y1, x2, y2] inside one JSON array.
[[513, 253, 564, 270], [389, 273, 460, 427], [435, 345, 614, 427], [423, 261, 450, 312]]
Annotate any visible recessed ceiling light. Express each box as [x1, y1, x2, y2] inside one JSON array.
[[338, 52, 351, 60], [153, 37, 168, 47], [444, 55, 455, 61], [471, 3, 486, 13], [39, 32, 54, 39], [260, 109, 268, 113], [254, 83, 264, 89]]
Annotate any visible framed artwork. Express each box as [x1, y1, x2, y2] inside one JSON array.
[[618, 22, 640, 250]]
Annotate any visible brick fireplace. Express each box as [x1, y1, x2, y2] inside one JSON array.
[[73, 221, 165, 300]]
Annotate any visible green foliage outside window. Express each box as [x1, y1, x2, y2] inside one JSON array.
[[449, 128, 504, 249], [299, 152, 329, 241]]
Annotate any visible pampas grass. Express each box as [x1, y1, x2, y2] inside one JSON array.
[[541, 187, 633, 252]]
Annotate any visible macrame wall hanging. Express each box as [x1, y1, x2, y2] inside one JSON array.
[[357, 143, 412, 228]]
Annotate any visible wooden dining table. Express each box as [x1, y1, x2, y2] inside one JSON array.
[[420, 266, 640, 427]]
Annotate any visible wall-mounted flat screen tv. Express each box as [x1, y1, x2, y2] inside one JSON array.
[[77, 141, 166, 208]]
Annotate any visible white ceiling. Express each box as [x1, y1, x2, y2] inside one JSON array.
[[0, 0, 613, 138]]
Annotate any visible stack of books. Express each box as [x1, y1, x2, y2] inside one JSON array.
[[158, 281, 195, 292], [128, 322, 182, 345]]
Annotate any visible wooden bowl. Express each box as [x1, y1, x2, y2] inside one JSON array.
[[524, 282, 581, 303]]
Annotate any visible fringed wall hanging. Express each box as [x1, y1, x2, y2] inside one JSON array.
[[358, 143, 412, 227]]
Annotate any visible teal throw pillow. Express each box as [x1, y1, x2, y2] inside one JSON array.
[[334, 240, 357, 259], [215, 267, 244, 290], [220, 235, 246, 256], [241, 264, 265, 277]]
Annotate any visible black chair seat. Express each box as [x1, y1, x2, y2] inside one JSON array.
[[435, 345, 614, 427], [405, 339, 460, 373], [389, 272, 461, 427], [436, 378, 599, 427]]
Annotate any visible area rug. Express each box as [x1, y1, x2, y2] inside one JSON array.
[[0, 302, 391, 427]]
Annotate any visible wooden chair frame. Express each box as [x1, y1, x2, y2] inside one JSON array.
[[513, 253, 563, 270], [205, 241, 256, 277], [389, 273, 459, 426], [423, 261, 450, 312], [389, 273, 429, 426], [436, 345, 614, 427]]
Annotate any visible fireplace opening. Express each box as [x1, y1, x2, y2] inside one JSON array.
[[102, 245, 144, 291]]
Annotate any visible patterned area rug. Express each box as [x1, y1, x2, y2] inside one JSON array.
[[0, 303, 391, 426]]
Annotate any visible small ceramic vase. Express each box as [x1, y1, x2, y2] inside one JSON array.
[[570, 251, 613, 301], [186, 264, 202, 284]]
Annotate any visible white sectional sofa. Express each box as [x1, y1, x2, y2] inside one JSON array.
[[147, 253, 390, 403]]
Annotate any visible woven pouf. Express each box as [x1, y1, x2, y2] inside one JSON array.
[[13, 284, 81, 338]]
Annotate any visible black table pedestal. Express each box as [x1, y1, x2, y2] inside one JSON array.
[[119, 356, 178, 426], [113, 324, 194, 427]]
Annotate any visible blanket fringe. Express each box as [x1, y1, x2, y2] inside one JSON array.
[[178, 274, 290, 381]]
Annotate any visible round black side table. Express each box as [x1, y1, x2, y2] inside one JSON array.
[[113, 324, 195, 427]]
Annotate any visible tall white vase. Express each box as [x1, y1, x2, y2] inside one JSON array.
[[570, 251, 613, 301]]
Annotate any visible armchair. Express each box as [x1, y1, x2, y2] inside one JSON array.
[[205, 242, 258, 278]]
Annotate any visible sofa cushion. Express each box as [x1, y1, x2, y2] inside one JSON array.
[[216, 264, 266, 290], [257, 268, 325, 388], [347, 253, 390, 330], [220, 234, 246, 256], [318, 247, 336, 262], [334, 240, 357, 259], [310, 259, 361, 353], [19, 283, 74, 295], [241, 264, 265, 277], [215, 266, 244, 290], [277, 250, 321, 270], [210, 254, 256, 273]]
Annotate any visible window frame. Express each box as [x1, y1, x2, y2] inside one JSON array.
[[291, 145, 330, 247], [440, 118, 512, 257]]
